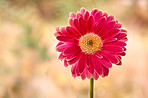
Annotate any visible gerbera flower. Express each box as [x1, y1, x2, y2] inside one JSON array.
[[54, 8, 127, 80]]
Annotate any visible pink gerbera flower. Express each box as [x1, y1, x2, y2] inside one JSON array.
[[54, 8, 127, 80]]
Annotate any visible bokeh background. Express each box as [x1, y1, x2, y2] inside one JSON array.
[[0, 0, 148, 98]]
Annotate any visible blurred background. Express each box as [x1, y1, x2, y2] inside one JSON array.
[[0, 0, 148, 98]]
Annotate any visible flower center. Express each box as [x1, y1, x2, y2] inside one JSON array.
[[79, 33, 102, 54]]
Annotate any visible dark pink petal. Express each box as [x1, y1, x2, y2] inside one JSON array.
[[106, 16, 114, 23], [102, 12, 108, 17], [123, 47, 127, 51], [117, 33, 127, 40], [54, 31, 63, 37], [102, 45, 124, 53], [114, 22, 122, 28], [104, 41, 127, 46], [58, 53, 65, 60], [121, 29, 127, 33], [103, 38, 117, 43], [116, 57, 122, 65], [95, 52, 103, 59], [100, 51, 119, 64], [56, 27, 60, 32], [60, 27, 69, 35], [56, 36, 74, 42], [63, 46, 80, 56], [73, 19, 85, 35], [84, 11, 89, 20], [71, 64, 77, 76], [102, 66, 109, 77], [56, 42, 64, 47], [93, 71, 99, 80], [99, 21, 116, 37], [102, 29, 120, 40], [68, 53, 82, 65], [78, 54, 86, 75], [66, 26, 80, 38], [94, 11, 103, 22], [118, 52, 126, 56], [69, 12, 76, 18], [66, 48, 81, 61], [80, 8, 86, 15], [90, 9, 99, 16], [88, 55, 94, 74], [77, 12, 83, 18], [94, 57, 103, 75], [79, 17, 87, 33], [94, 17, 106, 34], [81, 72, 86, 80], [69, 18, 75, 27], [64, 59, 69, 67], [87, 15, 94, 32], [85, 69, 92, 79], [99, 57, 112, 68], [56, 43, 70, 52]]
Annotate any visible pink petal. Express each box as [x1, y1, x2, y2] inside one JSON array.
[[69, 18, 75, 27], [69, 12, 76, 18], [68, 53, 82, 65], [87, 15, 94, 32], [117, 33, 127, 40], [102, 66, 109, 77], [71, 64, 77, 76], [84, 11, 89, 20], [81, 72, 86, 80], [99, 21, 116, 37], [90, 9, 99, 16], [80, 8, 86, 15], [102, 45, 124, 53], [100, 51, 119, 64], [88, 55, 94, 74], [56, 36, 74, 42], [66, 48, 81, 61], [94, 57, 103, 75], [79, 17, 87, 34], [103, 38, 117, 43], [104, 41, 127, 46], [63, 46, 79, 56], [102, 29, 120, 40], [56, 43, 70, 52], [85, 69, 92, 79], [58, 53, 65, 60], [114, 22, 122, 28], [106, 16, 114, 23], [64, 59, 69, 67], [78, 54, 86, 75], [77, 12, 83, 18], [54, 31, 63, 37], [73, 19, 85, 35], [60, 27, 69, 35], [95, 52, 103, 59], [93, 71, 99, 80], [94, 17, 106, 34], [118, 52, 126, 56], [66, 26, 80, 38], [99, 57, 112, 68], [94, 11, 102, 22]]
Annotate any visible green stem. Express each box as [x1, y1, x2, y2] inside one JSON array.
[[90, 78, 94, 98]]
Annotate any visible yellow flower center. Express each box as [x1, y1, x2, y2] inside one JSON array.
[[79, 33, 103, 54]]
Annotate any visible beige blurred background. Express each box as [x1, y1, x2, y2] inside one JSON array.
[[0, 0, 148, 98]]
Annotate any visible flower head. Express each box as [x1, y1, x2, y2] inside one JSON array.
[[54, 8, 127, 80]]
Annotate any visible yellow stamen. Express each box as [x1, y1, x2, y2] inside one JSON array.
[[79, 33, 102, 54]]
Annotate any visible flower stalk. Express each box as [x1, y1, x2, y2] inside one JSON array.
[[90, 78, 94, 98]]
